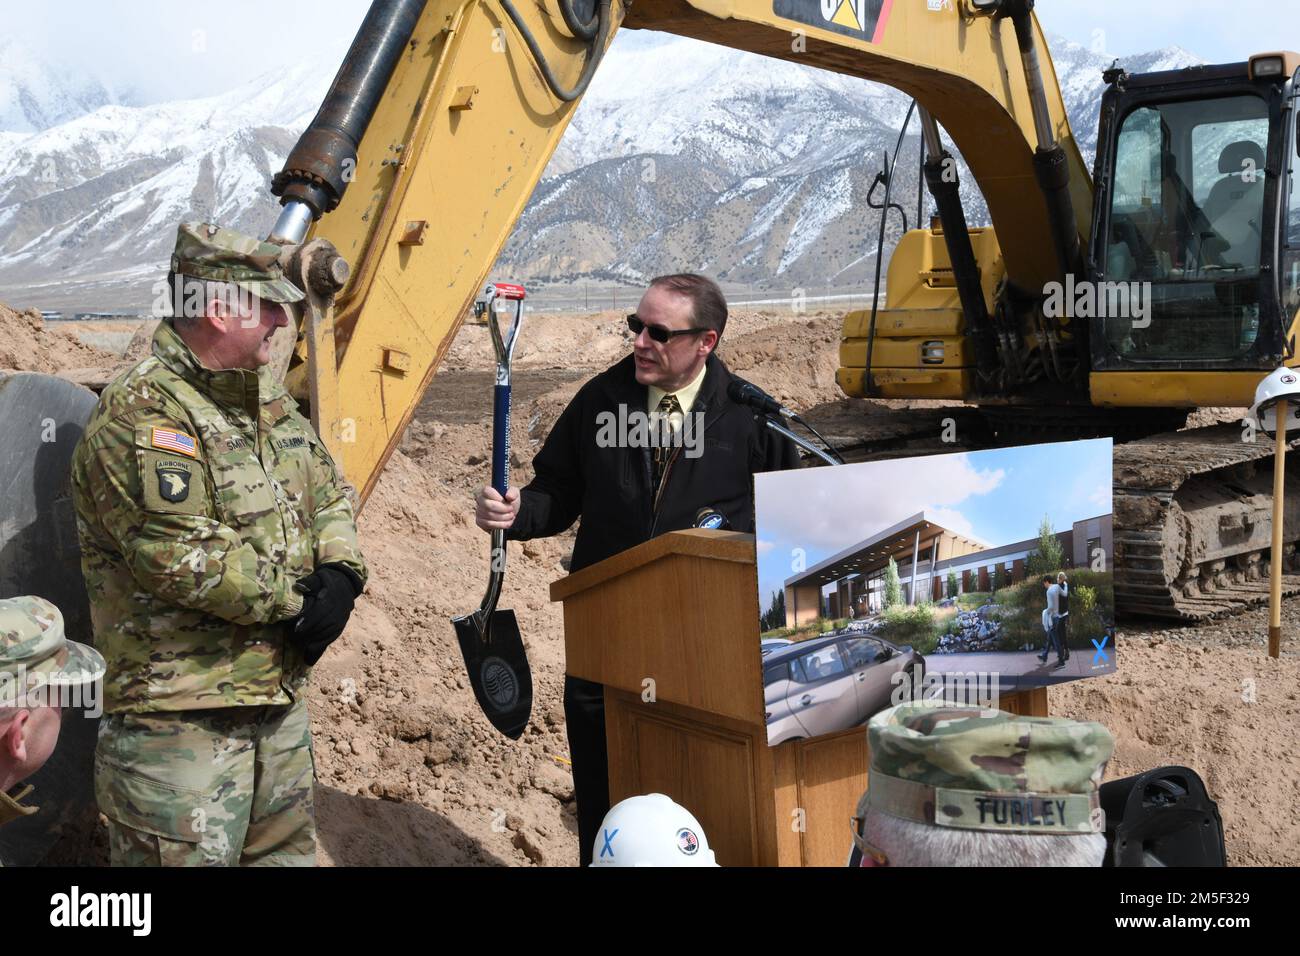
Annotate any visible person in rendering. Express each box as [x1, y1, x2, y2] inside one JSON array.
[[1038, 575, 1066, 668], [473, 273, 800, 865], [1038, 606, 1053, 662], [1056, 571, 1070, 662]]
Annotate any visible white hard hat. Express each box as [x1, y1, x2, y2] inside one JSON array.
[[1249, 366, 1300, 434], [588, 793, 719, 867]]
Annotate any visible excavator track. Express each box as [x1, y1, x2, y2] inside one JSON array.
[[1113, 423, 1300, 621]]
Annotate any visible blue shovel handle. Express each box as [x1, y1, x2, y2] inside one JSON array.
[[492, 381, 511, 496]]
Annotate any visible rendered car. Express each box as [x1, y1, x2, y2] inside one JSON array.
[[760, 638, 793, 656], [763, 632, 924, 746]]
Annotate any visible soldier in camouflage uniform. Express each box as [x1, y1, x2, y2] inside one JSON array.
[[1, 597, 106, 857], [851, 702, 1115, 866], [71, 222, 367, 866]]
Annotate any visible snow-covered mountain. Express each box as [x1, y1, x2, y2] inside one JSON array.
[[0, 38, 136, 134], [0, 31, 1201, 310], [0, 55, 330, 302], [499, 33, 925, 290], [496, 33, 1198, 292], [1049, 38, 1204, 162]]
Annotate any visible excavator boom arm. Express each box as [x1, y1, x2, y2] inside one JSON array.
[[290, 0, 1091, 501]]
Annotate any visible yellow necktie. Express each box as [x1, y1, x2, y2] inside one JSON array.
[[652, 393, 682, 492]]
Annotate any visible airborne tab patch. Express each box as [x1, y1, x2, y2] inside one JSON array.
[[151, 426, 199, 458]]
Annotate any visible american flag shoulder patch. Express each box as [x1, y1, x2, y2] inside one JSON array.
[[150, 426, 199, 458]]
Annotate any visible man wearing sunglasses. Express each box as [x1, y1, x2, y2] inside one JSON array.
[[474, 273, 800, 865]]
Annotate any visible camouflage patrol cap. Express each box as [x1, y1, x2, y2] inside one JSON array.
[[0, 597, 106, 708], [862, 702, 1114, 835], [170, 222, 305, 304]]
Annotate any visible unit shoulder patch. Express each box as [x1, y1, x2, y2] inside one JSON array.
[[156, 465, 192, 502], [140, 452, 207, 516]]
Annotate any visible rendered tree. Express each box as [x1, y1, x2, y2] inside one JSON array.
[[760, 589, 787, 631], [1028, 513, 1065, 575], [884, 557, 903, 609]]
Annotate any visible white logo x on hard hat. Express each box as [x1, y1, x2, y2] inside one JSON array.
[[589, 793, 719, 867]]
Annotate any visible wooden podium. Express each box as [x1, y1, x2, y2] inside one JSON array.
[[550, 529, 1048, 867]]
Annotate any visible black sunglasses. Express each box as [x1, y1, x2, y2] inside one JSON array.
[[626, 314, 709, 344]]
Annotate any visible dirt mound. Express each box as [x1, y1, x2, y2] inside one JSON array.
[[1186, 405, 1247, 429], [0, 303, 119, 374], [1054, 618, 1300, 866], [718, 311, 844, 412], [312, 440, 581, 865], [444, 310, 631, 372], [445, 308, 822, 373]]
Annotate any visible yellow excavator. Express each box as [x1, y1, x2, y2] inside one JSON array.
[[260, 0, 1300, 624], [1, 0, 1295, 862]]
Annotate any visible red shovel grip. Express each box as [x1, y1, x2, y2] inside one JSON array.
[[487, 281, 527, 301]]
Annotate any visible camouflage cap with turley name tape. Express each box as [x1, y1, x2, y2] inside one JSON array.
[[860, 702, 1115, 835], [170, 222, 305, 305], [0, 596, 105, 707]]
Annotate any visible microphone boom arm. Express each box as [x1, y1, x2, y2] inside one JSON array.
[[729, 376, 846, 465], [788, 412, 845, 465], [761, 415, 842, 466]]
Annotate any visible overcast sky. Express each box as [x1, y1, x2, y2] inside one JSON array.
[[10, 1, 1300, 105], [1032, 0, 1300, 66], [752, 439, 1112, 612], [9, 1, 367, 102]]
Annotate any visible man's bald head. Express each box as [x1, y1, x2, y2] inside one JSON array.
[[0, 706, 63, 792]]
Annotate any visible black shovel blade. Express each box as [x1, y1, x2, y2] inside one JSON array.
[[451, 608, 533, 739]]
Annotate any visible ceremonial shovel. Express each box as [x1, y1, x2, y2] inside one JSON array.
[[452, 282, 533, 739]]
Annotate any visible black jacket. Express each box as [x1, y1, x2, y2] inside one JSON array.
[[507, 351, 801, 572]]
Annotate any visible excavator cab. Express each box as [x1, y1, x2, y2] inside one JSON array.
[[1089, 53, 1300, 393]]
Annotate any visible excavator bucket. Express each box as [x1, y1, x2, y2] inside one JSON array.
[[0, 372, 100, 865]]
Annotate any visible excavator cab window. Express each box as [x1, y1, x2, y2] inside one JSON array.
[[1101, 93, 1271, 363], [1279, 79, 1300, 335]]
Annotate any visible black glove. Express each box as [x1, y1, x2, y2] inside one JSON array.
[[290, 563, 364, 666]]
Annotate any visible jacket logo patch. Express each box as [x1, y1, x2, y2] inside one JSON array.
[[151, 426, 199, 458], [156, 466, 192, 502], [275, 436, 307, 450]]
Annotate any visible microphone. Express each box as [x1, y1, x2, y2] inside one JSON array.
[[727, 378, 794, 418], [694, 507, 731, 530], [729, 377, 847, 465]]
